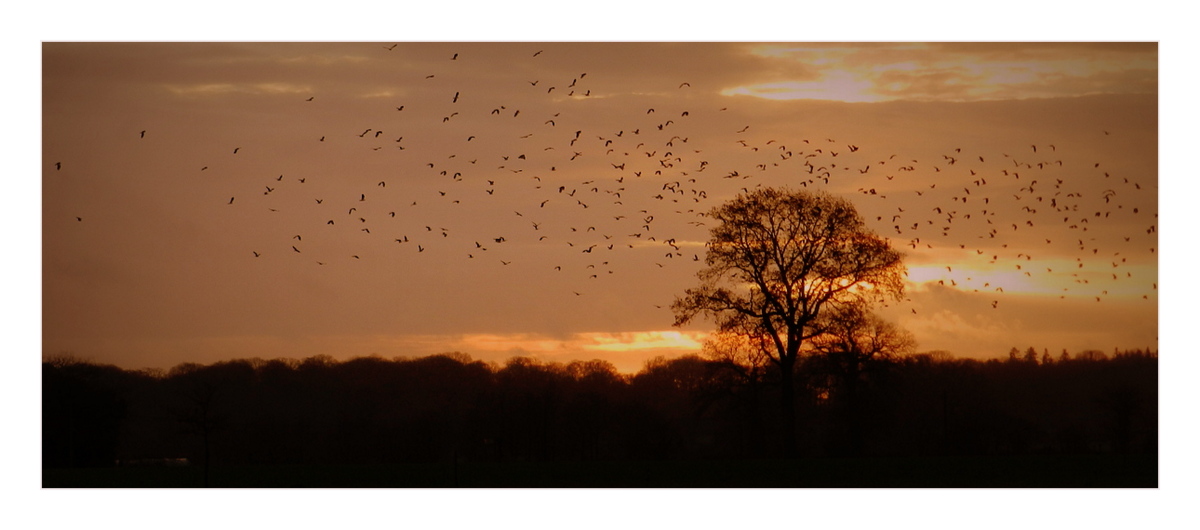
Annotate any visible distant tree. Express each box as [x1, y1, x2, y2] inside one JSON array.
[[1060, 349, 1071, 363], [806, 303, 914, 455], [493, 357, 569, 460], [1042, 349, 1054, 365], [299, 354, 337, 372], [700, 330, 775, 451], [1009, 347, 1021, 363], [566, 359, 623, 387], [672, 187, 905, 455], [702, 328, 773, 390], [1024, 347, 1039, 364], [628, 355, 716, 458], [926, 350, 955, 363], [42, 359, 128, 468], [167, 363, 234, 486]]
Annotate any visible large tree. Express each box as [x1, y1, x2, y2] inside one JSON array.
[[672, 187, 905, 454]]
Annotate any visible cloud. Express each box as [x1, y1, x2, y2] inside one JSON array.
[[277, 54, 370, 66], [164, 82, 312, 96], [727, 43, 1156, 103]]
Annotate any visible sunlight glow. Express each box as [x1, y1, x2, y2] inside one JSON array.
[[450, 331, 711, 355], [723, 73, 881, 103], [459, 333, 568, 354], [908, 260, 1157, 299], [580, 331, 709, 352]]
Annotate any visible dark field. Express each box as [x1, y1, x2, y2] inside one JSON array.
[[44, 351, 1157, 488], [44, 454, 1156, 488]]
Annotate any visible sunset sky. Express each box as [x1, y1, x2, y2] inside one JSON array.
[[40, 41, 1160, 372]]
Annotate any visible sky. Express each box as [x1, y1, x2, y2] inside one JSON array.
[[40, 41, 1160, 372]]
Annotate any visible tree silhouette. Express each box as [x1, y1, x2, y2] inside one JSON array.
[[167, 362, 235, 486], [1024, 346, 1039, 364], [672, 187, 905, 455], [700, 331, 772, 451], [807, 303, 914, 455]]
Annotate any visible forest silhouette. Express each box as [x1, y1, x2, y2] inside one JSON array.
[[43, 347, 1156, 487]]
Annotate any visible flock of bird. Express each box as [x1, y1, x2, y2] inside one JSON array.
[[56, 44, 1157, 313]]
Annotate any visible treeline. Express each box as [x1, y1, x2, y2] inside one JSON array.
[[43, 349, 1156, 470]]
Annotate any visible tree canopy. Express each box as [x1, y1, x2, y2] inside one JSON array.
[[673, 187, 905, 365]]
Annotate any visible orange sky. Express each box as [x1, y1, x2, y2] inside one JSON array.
[[40, 41, 1159, 372]]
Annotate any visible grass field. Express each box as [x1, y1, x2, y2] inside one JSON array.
[[43, 454, 1156, 488]]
